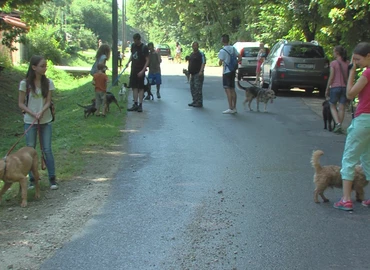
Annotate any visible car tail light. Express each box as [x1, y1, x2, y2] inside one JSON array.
[[277, 56, 284, 67], [324, 75, 328, 80], [280, 73, 285, 78]]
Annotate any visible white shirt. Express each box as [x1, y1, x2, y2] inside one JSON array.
[[19, 79, 55, 124], [218, 45, 239, 74]]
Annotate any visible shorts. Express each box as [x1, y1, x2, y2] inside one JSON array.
[[341, 113, 370, 181], [129, 69, 145, 89], [329, 87, 347, 105], [223, 71, 236, 89], [148, 73, 162, 85], [256, 60, 263, 73]]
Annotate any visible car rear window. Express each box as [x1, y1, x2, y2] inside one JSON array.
[[242, 47, 260, 57], [283, 45, 325, 58]]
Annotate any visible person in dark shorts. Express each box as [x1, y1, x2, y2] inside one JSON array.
[[218, 34, 241, 114], [125, 33, 149, 112]]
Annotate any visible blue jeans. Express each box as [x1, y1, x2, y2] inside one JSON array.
[[329, 87, 347, 105], [24, 122, 55, 181]]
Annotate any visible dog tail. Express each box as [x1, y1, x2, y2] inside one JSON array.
[[77, 103, 87, 109], [311, 150, 324, 172]]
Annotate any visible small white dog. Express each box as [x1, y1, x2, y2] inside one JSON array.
[[119, 83, 130, 101]]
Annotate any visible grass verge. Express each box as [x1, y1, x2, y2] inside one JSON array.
[[0, 60, 129, 200]]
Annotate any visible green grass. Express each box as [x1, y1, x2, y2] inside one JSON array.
[[0, 57, 130, 200]]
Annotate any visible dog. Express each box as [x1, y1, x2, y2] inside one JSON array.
[[77, 99, 97, 118], [106, 92, 122, 112], [118, 83, 129, 102], [0, 147, 40, 207], [143, 77, 154, 100], [237, 81, 276, 112], [311, 150, 368, 203], [322, 100, 334, 131], [183, 68, 190, 83]]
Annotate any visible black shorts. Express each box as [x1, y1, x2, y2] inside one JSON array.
[[129, 69, 145, 89], [222, 71, 236, 89]]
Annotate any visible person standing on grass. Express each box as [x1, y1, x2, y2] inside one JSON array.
[[147, 42, 162, 99], [187, 41, 206, 107], [90, 44, 111, 76], [18, 55, 58, 190], [125, 33, 149, 112], [334, 42, 370, 211], [325, 45, 349, 134], [218, 34, 241, 114], [93, 63, 108, 117]]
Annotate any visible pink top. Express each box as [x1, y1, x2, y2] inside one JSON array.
[[355, 68, 370, 117], [330, 59, 349, 88]]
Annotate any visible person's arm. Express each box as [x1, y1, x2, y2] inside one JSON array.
[[347, 58, 367, 100], [325, 66, 334, 98], [218, 50, 224, 66], [199, 52, 206, 75]]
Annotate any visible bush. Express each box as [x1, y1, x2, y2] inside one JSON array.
[[25, 25, 66, 64]]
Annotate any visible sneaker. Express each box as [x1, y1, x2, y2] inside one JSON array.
[[28, 182, 35, 190], [333, 124, 342, 134], [333, 199, 353, 211], [127, 104, 138, 111], [137, 104, 143, 112], [157, 92, 161, 99], [231, 109, 237, 114], [188, 102, 194, 106], [362, 199, 370, 207], [192, 103, 203, 108], [223, 109, 233, 114], [50, 178, 58, 190]]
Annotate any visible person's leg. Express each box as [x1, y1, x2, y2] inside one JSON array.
[[156, 73, 161, 98], [39, 123, 57, 188], [102, 92, 107, 116], [337, 103, 345, 124], [230, 88, 237, 111], [25, 123, 37, 184], [338, 87, 348, 125], [192, 74, 204, 106], [189, 75, 196, 105], [95, 92, 101, 115]]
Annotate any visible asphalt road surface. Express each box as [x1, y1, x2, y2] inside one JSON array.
[[41, 63, 370, 270]]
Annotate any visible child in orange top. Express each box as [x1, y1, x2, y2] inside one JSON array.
[[93, 63, 108, 116]]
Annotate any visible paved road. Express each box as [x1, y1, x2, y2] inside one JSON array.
[[41, 64, 370, 270]]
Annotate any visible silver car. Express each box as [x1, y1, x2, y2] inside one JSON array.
[[260, 40, 329, 96], [233, 42, 266, 80]]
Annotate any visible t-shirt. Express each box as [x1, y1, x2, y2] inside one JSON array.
[[19, 79, 55, 124], [131, 43, 149, 70], [330, 59, 349, 88], [355, 68, 370, 117], [148, 52, 161, 74], [218, 45, 239, 74], [93, 72, 108, 92], [188, 50, 206, 75]]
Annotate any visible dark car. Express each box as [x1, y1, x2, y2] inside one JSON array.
[[260, 40, 329, 96], [155, 44, 171, 57]]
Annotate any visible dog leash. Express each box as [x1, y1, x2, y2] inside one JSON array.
[[107, 66, 128, 93], [37, 120, 47, 170], [5, 118, 38, 158]]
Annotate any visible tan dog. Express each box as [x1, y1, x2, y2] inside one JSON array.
[[183, 68, 190, 83], [0, 147, 40, 207], [237, 81, 276, 112], [311, 150, 367, 203]]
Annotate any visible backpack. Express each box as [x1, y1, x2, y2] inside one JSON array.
[[222, 48, 238, 72]]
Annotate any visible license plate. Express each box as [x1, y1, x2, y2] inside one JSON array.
[[296, 63, 315, 69]]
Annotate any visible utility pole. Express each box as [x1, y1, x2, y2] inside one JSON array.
[[121, 0, 126, 53], [112, 0, 118, 85]]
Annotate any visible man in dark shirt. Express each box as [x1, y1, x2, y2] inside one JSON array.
[[188, 42, 206, 107], [125, 33, 149, 112]]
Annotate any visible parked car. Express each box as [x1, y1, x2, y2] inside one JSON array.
[[260, 40, 329, 96], [155, 44, 171, 57], [233, 42, 269, 81]]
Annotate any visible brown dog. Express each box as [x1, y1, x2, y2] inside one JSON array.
[[236, 81, 276, 112], [311, 150, 367, 203], [0, 147, 40, 207]]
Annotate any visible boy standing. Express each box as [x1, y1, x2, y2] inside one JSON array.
[[93, 63, 108, 117], [147, 42, 162, 99]]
